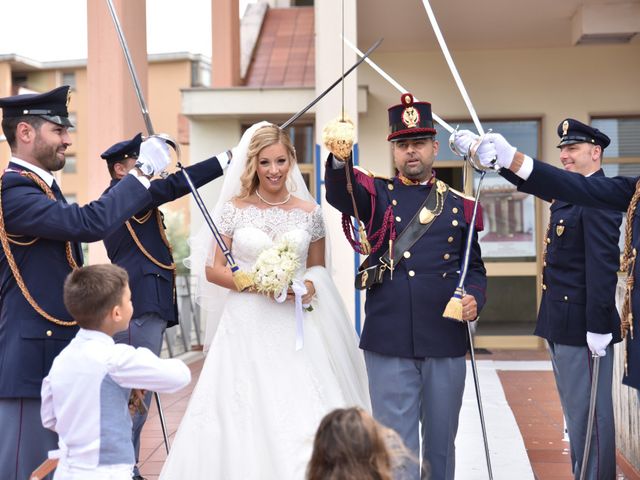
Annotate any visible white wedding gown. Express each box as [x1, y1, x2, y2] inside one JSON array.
[[159, 203, 370, 480]]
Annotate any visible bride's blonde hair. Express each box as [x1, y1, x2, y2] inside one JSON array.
[[238, 124, 297, 199]]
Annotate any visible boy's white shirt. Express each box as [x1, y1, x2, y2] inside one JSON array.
[[41, 328, 191, 469]]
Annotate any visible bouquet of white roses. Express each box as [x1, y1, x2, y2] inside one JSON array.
[[251, 241, 299, 297]]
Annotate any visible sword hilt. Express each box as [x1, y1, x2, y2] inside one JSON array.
[[145, 133, 180, 179], [449, 127, 498, 173]]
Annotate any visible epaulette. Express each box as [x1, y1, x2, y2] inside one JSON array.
[[354, 166, 389, 181], [448, 186, 476, 202], [448, 186, 484, 232]]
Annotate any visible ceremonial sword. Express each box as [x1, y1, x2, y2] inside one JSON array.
[[104, 0, 176, 454], [418, 1, 496, 476], [579, 354, 601, 480], [281, 38, 382, 130]]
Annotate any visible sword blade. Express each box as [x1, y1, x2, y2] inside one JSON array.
[[467, 320, 494, 479], [154, 392, 171, 454], [342, 35, 455, 134], [579, 354, 600, 480], [105, 0, 155, 135], [280, 38, 383, 130], [420, 0, 484, 136]]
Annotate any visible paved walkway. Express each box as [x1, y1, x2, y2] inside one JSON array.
[[137, 349, 639, 479]]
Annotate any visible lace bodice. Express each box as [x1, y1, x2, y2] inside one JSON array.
[[217, 202, 325, 276]]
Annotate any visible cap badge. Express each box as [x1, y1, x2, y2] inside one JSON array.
[[562, 120, 569, 136], [66, 89, 71, 108], [402, 106, 420, 128]]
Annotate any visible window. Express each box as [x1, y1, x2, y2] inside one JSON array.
[[191, 61, 211, 88], [593, 116, 640, 160], [63, 155, 77, 174], [62, 72, 76, 89], [593, 116, 640, 252], [65, 194, 77, 204], [285, 124, 314, 195], [435, 120, 541, 259]]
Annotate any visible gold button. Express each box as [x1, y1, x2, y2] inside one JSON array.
[[395, 216, 402, 222], [543, 261, 547, 267], [542, 284, 547, 290], [448, 236, 454, 243], [403, 251, 411, 259], [452, 220, 459, 226], [388, 184, 394, 191], [46, 330, 53, 337], [444, 253, 450, 260], [546, 237, 551, 244], [392, 199, 398, 206], [408, 270, 415, 277], [559, 219, 564, 224], [564, 295, 568, 301], [452, 207, 459, 214]]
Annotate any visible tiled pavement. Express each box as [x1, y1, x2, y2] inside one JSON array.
[[137, 349, 640, 479]]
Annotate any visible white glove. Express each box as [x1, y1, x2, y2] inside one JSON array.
[[476, 138, 498, 167], [137, 137, 171, 176], [450, 129, 479, 157], [230, 121, 272, 166], [484, 133, 517, 170], [586, 331, 612, 357]]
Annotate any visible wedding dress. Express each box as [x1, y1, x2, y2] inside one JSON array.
[[159, 201, 370, 480]]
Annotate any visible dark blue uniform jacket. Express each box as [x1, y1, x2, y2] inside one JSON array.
[[0, 164, 151, 398], [503, 168, 622, 346], [325, 156, 487, 359], [503, 161, 637, 388], [103, 156, 224, 328]]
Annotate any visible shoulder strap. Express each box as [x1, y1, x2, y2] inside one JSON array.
[[359, 180, 448, 273], [380, 180, 448, 267]]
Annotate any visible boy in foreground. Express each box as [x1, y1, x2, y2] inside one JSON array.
[[40, 264, 191, 480]]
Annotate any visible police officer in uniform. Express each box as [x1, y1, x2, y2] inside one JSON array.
[[100, 133, 230, 480], [496, 119, 621, 479], [456, 123, 640, 397], [325, 94, 487, 480], [0, 86, 170, 480]]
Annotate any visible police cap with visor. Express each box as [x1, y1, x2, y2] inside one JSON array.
[[0, 85, 74, 128]]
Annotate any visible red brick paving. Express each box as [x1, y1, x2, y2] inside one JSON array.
[[137, 349, 638, 479]]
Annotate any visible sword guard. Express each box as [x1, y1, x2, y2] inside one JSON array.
[[144, 133, 180, 178], [468, 130, 497, 172]]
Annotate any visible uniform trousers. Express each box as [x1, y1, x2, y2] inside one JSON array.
[[364, 350, 466, 480], [548, 342, 615, 480], [0, 397, 58, 480], [113, 312, 166, 476]]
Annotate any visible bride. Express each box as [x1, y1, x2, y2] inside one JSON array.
[[159, 122, 370, 479]]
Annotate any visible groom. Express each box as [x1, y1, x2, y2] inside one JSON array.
[[324, 93, 487, 479]]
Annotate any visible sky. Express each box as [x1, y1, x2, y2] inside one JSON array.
[[0, 0, 255, 62]]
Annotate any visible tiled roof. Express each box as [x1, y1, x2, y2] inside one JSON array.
[[244, 7, 314, 87]]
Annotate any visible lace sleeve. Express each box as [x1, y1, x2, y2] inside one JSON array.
[[310, 205, 326, 242], [216, 201, 236, 237]]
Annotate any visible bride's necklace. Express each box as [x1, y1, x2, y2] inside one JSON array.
[[256, 190, 291, 206]]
